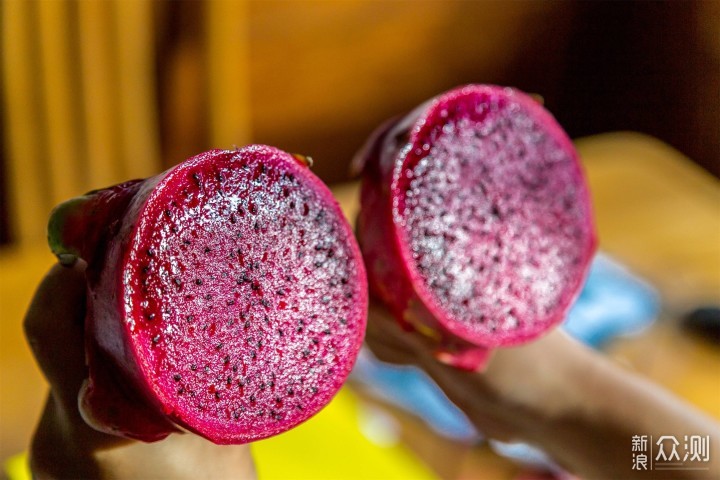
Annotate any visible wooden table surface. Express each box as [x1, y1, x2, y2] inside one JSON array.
[[1, 132, 718, 477]]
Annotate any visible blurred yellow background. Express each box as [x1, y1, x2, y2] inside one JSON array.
[[0, 1, 719, 478]]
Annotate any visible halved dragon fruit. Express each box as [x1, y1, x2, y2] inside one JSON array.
[[357, 85, 597, 370], [48, 146, 367, 444]]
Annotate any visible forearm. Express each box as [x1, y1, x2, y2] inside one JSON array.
[[526, 349, 720, 479], [419, 332, 720, 479]]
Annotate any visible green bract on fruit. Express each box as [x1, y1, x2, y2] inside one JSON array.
[[48, 146, 368, 444], [357, 85, 597, 370]]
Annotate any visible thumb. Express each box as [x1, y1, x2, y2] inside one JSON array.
[[24, 261, 88, 412]]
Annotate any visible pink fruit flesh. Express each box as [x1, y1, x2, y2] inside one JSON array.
[[50, 146, 368, 444], [358, 85, 596, 368]]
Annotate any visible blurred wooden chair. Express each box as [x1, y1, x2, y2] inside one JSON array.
[[1, 0, 250, 247]]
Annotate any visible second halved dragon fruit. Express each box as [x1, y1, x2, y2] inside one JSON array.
[[357, 85, 597, 370]]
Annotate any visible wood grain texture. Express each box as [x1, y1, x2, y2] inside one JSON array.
[[77, 0, 123, 186], [114, 0, 161, 180], [2, 0, 52, 244], [37, 0, 84, 204], [206, 0, 252, 150]]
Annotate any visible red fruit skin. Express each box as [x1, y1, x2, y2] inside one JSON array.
[[50, 147, 368, 443], [357, 85, 597, 371], [60, 177, 181, 440]]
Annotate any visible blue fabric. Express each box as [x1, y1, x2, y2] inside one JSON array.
[[563, 253, 659, 347]]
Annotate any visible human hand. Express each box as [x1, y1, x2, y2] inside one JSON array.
[[365, 300, 720, 479], [24, 262, 255, 479], [364, 300, 593, 444]]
